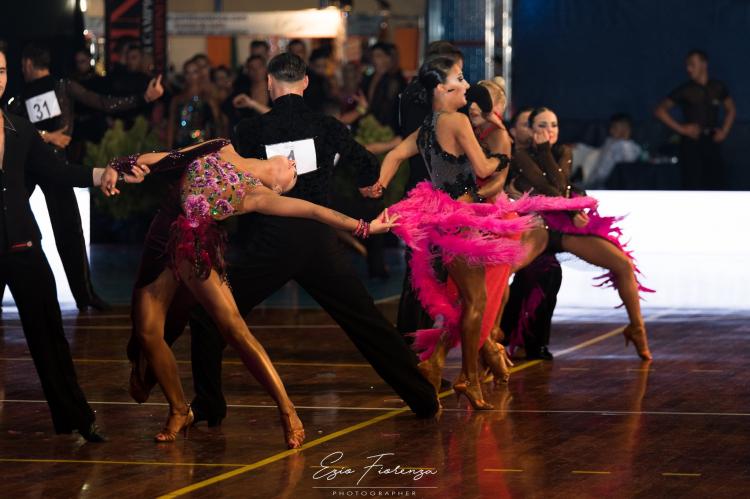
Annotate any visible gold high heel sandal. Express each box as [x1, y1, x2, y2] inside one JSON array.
[[481, 341, 514, 385], [417, 355, 444, 395], [453, 379, 494, 410], [154, 406, 194, 443], [280, 410, 305, 449], [622, 324, 653, 361]]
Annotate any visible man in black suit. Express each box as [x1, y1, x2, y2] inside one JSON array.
[[0, 41, 133, 441], [129, 53, 440, 423], [6, 43, 162, 311]]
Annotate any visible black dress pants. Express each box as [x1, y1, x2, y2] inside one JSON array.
[[679, 135, 725, 190], [0, 248, 95, 432], [182, 216, 439, 418], [37, 181, 97, 306], [396, 249, 433, 341], [501, 252, 562, 354]]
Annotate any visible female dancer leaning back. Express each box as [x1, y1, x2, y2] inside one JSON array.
[[105, 139, 396, 447], [509, 107, 654, 360], [366, 58, 592, 409]]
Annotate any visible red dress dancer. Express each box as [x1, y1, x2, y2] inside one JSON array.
[[381, 113, 595, 407]]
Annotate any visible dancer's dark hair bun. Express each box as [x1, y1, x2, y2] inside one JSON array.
[[417, 56, 456, 102]]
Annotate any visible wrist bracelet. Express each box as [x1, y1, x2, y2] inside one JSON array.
[[487, 152, 510, 172], [107, 153, 139, 175], [353, 219, 371, 239]]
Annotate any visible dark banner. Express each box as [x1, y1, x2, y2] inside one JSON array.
[[105, 0, 167, 75]]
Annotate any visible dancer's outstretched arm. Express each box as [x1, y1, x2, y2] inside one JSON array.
[[376, 129, 419, 189], [241, 186, 397, 235], [103, 139, 231, 195]]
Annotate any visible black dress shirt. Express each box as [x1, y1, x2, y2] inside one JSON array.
[[668, 79, 730, 130], [233, 93, 378, 207], [0, 111, 94, 252]]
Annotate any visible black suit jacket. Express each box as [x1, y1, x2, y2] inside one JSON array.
[[233, 93, 378, 207], [0, 111, 94, 251]]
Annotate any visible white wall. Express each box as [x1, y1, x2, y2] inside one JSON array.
[[2, 189, 90, 306], [555, 190, 750, 310]]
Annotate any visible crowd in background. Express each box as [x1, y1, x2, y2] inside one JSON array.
[[67, 38, 408, 164]]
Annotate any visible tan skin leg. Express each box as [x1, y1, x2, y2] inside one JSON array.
[[561, 235, 642, 326], [445, 256, 491, 407], [132, 270, 189, 435], [175, 263, 305, 448]]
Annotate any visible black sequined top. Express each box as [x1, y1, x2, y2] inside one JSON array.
[[417, 112, 478, 199]]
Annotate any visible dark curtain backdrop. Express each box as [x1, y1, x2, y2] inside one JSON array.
[[512, 0, 750, 188], [0, 0, 85, 104]]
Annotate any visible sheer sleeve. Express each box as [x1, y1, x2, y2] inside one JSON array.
[[66, 79, 146, 114], [107, 139, 230, 175]]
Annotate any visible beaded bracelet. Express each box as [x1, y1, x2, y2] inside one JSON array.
[[487, 152, 510, 172], [107, 153, 140, 175], [353, 219, 371, 239]]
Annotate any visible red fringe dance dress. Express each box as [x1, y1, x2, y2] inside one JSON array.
[[388, 114, 596, 361]]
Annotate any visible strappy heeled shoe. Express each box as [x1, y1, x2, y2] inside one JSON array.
[[280, 410, 305, 449], [154, 406, 194, 443], [453, 379, 494, 410], [481, 341, 514, 385], [623, 324, 652, 361], [417, 355, 444, 395]]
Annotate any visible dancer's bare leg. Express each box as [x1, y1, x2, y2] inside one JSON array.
[[446, 257, 492, 409], [177, 264, 305, 448], [514, 227, 549, 272], [561, 234, 651, 359], [132, 270, 191, 438]]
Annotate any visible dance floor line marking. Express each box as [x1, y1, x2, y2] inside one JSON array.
[[2, 399, 749, 417], [0, 324, 349, 331], [157, 324, 632, 498], [571, 470, 612, 475], [0, 356, 470, 369], [0, 357, 376, 368], [484, 468, 524, 472], [0, 458, 246, 467], [662, 473, 702, 477], [155, 407, 410, 498]]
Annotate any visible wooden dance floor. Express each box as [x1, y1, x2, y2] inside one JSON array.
[[1, 304, 749, 498]]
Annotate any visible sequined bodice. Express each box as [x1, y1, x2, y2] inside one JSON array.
[[417, 112, 477, 199], [181, 152, 261, 226]]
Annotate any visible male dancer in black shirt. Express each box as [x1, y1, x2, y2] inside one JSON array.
[[655, 49, 735, 190], [128, 53, 439, 422], [9, 43, 162, 310], [0, 40, 141, 440]]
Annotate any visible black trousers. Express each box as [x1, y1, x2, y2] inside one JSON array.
[[679, 135, 725, 190], [0, 184, 96, 307], [396, 249, 433, 341], [501, 252, 562, 354], [0, 248, 95, 432], [179, 217, 438, 418], [37, 181, 98, 305]]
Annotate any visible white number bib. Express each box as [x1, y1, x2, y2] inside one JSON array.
[[25, 90, 62, 124], [264, 138, 318, 175]]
